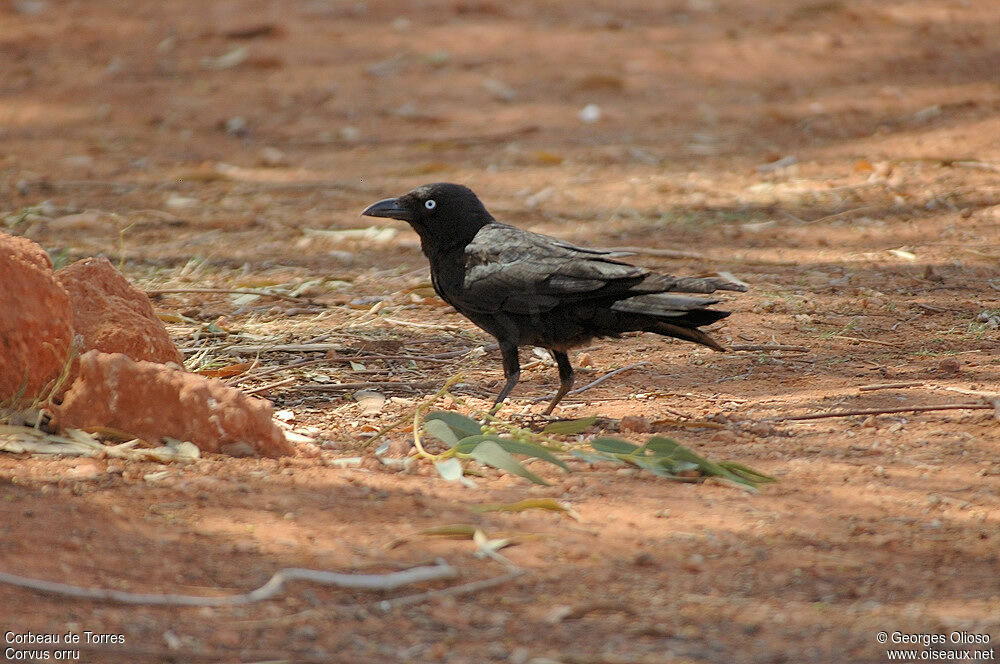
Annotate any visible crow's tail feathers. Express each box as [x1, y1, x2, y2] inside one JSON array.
[[611, 293, 731, 351], [639, 273, 748, 294], [650, 321, 727, 351]]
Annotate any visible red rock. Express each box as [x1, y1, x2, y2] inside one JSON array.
[[0, 234, 74, 404], [57, 351, 292, 457], [56, 257, 183, 365]]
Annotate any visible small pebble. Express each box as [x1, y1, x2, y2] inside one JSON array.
[[938, 358, 960, 374], [578, 103, 602, 123], [65, 459, 102, 480], [620, 415, 650, 433], [258, 146, 288, 167], [683, 554, 706, 573], [711, 430, 738, 443], [224, 116, 248, 136], [744, 421, 775, 437], [632, 552, 655, 567]]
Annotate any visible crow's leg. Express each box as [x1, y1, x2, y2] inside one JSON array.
[[491, 343, 521, 413], [544, 350, 575, 415]]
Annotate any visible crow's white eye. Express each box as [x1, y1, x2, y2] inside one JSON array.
[[424, 199, 436, 210]]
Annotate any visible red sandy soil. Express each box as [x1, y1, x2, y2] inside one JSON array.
[[1, 1, 999, 662]]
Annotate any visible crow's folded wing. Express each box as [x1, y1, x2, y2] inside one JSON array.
[[459, 225, 645, 313], [458, 224, 747, 315]]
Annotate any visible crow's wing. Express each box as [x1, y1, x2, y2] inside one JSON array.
[[460, 224, 741, 315]]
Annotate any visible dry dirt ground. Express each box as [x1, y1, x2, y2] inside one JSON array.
[[2, 1, 1000, 662]]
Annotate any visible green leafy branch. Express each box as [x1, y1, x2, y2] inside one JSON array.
[[423, 411, 773, 492], [369, 376, 774, 491]]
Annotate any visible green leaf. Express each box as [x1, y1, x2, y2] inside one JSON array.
[[425, 411, 483, 438], [452, 434, 509, 453], [542, 416, 597, 435], [718, 462, 777, 484], [647, 436, 716, 465], [645, 436, 773, 489], [591, 437, 639, 455], [645, 436, 682, 456], [424, 419, 460, 447], [496, 439, 569, 471], [470, 441, 551, 485], [453, 435, 568, 471], [569, 449, 625, 465], [658, 459, 700, 473]]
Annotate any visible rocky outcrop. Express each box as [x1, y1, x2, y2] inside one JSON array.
[[57, 352, 291, 457], [0, 234, 74, 405], [56, 257, 183, 365]]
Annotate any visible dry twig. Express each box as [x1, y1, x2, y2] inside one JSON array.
[[299, 381, 440, 392], [767, 402, 991, 422], [730, 344, 810, 352], [222, 343, 340, 354], [327, 353, 458, 365], [530, 362, 652, 404], [229, 358, 326, 385], [0, 560, 457, 606], [830, 335, 900, 347], [146, 287, 319, 305], [803, 205, 878, 225], [375, 568, 526, 611], [243, 377, 297, 396], [858, 381, 925, 392]]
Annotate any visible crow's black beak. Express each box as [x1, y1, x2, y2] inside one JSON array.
[[361, 197, 413, 222]]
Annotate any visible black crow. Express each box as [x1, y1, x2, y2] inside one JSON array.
[[362, 183, 745, 414]]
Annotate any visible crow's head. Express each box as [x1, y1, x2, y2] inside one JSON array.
[[362, 183, 494, 248]]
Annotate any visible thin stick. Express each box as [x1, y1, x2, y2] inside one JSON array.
[[913, 303, 956, 313], [858, 381, 925, 392], [425, 343, 499, 358], [146, 288, 317, 305], [230, 358, 326, 385], [327, 353, 458, 365], [223, 343, 340, 354], [953, 160, 1000, 173], [230, 346, 490, 385], [236, 563, 525, 627], [0, 561, 457, 606], [329, 344, 497, 362], [767, 402, 990, 422], [243, 377, 296, 396], [299, 381, 440, 392], [530, 362, 652, 403], [380, 317, 468, 332], [730, 344, 810, 352], [830, 335, 900, 347], [374, 568, 526, 611], [804, 205, 878, 225]]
